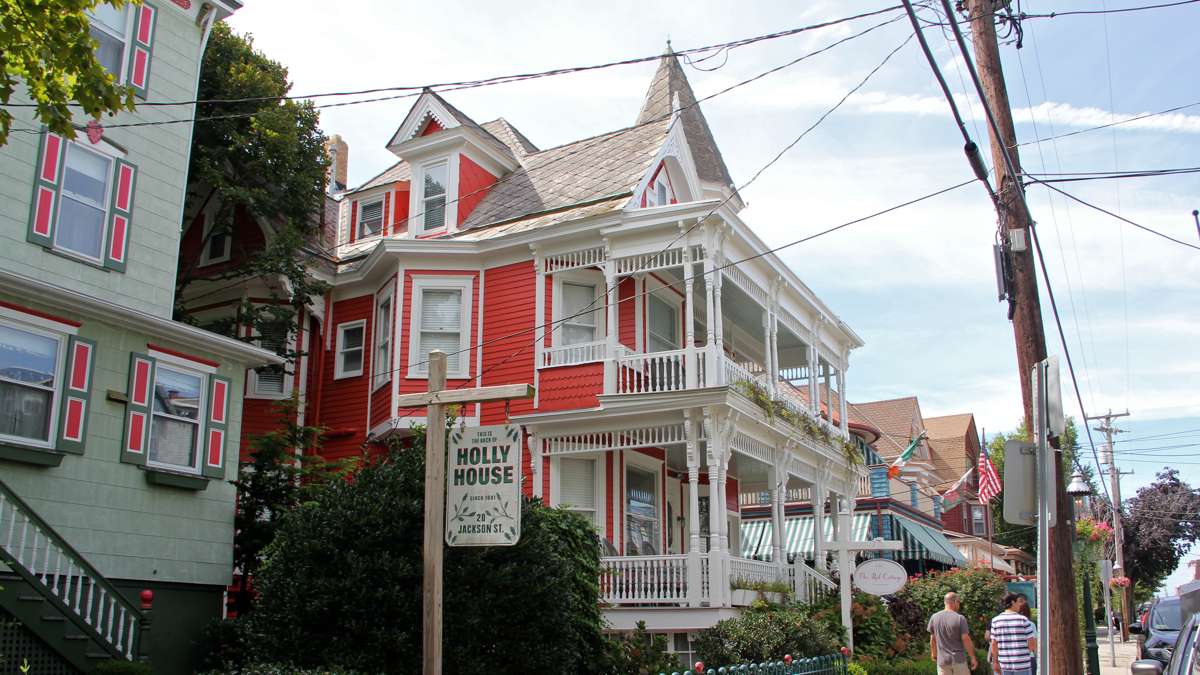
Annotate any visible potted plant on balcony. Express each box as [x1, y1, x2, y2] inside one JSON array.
[[730, 578, 791, 605]]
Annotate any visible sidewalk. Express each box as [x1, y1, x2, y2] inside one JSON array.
[[1096, 626, 1141, 675]]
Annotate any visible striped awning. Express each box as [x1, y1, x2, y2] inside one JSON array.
[[892, 515, 969, 566], [740, 514, 873, 561]]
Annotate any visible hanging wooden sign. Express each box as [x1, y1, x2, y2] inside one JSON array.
[[445, 424, 522, 547]]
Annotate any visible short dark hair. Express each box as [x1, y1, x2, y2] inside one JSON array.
[[1002, 592, 1022, 608]]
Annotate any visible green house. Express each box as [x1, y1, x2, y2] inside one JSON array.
[[0, 2, 278, 673]]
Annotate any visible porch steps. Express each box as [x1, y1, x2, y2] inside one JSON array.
[[1, 573, 107, 673]]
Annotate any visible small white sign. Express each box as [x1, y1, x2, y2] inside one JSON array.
[[445, 425, 522, 547], [853, 558, 908, 596]]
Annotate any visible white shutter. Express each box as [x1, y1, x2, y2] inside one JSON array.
[[559, 458, 596, 510]]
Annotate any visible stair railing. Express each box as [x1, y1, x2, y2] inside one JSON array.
[[0, 477, 143, 660]]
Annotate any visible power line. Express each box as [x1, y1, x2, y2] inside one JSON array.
[[1021, 0, 1200, 18], [1024, 166, 1200, 179], [1015, 101, 1200, 147], [1027, 180, 1200, 251]]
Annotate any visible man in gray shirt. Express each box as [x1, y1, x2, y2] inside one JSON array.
[[928, 591, 978, 675]]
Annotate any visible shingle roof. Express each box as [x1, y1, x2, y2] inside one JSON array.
[[924, 413, 978, 485], [850, 397, 926, 460], [480, 118, 539, 158], [358, 161, 411, 192], [636, 49, 734, 188]]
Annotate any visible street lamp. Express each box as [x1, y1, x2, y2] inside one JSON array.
[[1067, 472, 1101, 675]]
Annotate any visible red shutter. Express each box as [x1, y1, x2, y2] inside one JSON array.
[[104, 160, 136, 271], [57, 336, 96, 455], [127, 3, 158, 98], [121, 353, 156, 465], [27, 131, 66, 247], [202, 375, 232, 479]]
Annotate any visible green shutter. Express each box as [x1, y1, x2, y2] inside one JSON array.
[[121, 352, 156, 466], [27, 130, 65, 247], [103, 159, 137, 272], [202, 375, 232, 480], [126, 2, 158, 99], [56, 336, 97, 455]]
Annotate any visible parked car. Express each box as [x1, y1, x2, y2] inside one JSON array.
[[1131, 608, 1199, 674], [1133, 597, 1185, 666]]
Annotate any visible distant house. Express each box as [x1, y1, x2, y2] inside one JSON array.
[[0, 3, 283, 673]]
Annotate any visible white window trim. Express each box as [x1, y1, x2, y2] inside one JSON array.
[[357, 195, 385, 240], [87, 5, 134, 83], [410, 156, 460, 235], [551, 269, 606, 357], [146, 361, 208, 475], [334, 319, 366, 380], [624, 450, 665, 556], [372, 285, 395, 391], [198, 206, 232, 266], [551, 454, 604, 530], [54, 142, 117, 265], [0, 315, 69, 450], [406, 275, 473, 380], [246, 322, 293, 400]]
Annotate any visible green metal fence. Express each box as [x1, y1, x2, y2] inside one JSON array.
[[661, 653, 848, 675]]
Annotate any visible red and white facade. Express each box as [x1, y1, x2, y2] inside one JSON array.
[[180, 52, 869, 639]]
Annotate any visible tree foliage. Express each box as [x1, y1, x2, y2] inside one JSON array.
[[177, 22, 329, 361], [1117, 469, 1200, 592], [692, 601, 844, 665], [0, 0, 136, 146], [243, 434, 621, 674], [893, 566, 1007, 644]]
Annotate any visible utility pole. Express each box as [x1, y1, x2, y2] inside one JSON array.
[[1089, 409, 1131, 641], [963, 1, 1083, 672]]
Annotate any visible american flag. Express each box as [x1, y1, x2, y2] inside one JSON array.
[[977, 444, 1002, 503]]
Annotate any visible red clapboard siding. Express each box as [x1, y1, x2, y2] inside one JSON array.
[[479, 261, 535, 425], [618, 278, 636, 347], [239, 398, 282, 460], [177, 205, 266, 280], [305, 315, 323, 408], [393, 184, 410, 235], [396, 270, 480, 418], [537, 363, 603, 412], [943, 503, 967, 534], [318, 294, 373, 461], [457, 154, 497, 226]]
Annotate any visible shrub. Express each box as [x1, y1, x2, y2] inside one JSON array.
[[855, 650, 989, 675], [894, 567, 1007, 642], [248, 442, 611, 674], [692, 602, 843, 665], [603, 621, 680, 675]]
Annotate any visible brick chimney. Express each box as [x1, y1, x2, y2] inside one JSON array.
[[325, 134, 348, 194]]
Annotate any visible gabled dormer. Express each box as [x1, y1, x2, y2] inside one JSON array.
[[385, 91, 521, 236]]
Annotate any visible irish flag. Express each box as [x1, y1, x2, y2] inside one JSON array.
[[887, 433, 925, 479]]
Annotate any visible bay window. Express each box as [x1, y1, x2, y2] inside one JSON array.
[[0, 322, 63, 446], [149, 365, 205, 472]]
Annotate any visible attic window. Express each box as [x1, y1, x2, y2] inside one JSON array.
[[645, 165, 675, 208], [421, 162, 448, 232], [358, 198, 383, 238]]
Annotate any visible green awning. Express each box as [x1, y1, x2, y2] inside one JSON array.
[[892, 515, 969, 566], [740, 514, 873, 561]]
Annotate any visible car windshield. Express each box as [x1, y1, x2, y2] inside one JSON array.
[[1152, 602, 1182, 631]]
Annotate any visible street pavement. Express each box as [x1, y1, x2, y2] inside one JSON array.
[[1096, 626, 1142, 675]]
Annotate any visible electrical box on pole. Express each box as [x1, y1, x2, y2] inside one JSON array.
[[1003, 439, 1036, 526]]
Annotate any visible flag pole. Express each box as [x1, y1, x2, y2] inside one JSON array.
[[983, 428, 995, 571]]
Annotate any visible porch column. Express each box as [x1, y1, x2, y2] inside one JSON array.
[[705, 410, 727, 606], [603, 258, 618, 391], [823, 364, 833, 428], [813, 480, 828, 572], [835, 491, 855, 654], [682, 235, 697, 387], [769, 462, 785, 576], [533, 248, 545, 405], [713, 273, 725, 380], [762, 308, 773, 396], [838, 365, 849, 437], [807, 330, 819, 415], [769, 311, 780, 397], [704, 275, 717, 383], [685, 410, 702, 606], [528, 432, 543, 499]]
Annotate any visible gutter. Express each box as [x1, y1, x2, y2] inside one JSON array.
[[0, 269, 282, 367]]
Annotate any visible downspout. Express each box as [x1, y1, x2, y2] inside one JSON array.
[[311, 290, 332, 429]]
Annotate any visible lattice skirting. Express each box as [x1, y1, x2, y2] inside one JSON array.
[[0, 607, 79, 675]]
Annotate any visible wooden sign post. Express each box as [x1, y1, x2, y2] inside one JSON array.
[[393, 350, 534, 675]]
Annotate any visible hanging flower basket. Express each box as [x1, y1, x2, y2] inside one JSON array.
[[1110, 575, 1132, 588]]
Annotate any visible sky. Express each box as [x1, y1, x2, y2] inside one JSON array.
[[226, 0, 1200, 591]]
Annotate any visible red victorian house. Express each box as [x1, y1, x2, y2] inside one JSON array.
[[179, 50, 869, 652]]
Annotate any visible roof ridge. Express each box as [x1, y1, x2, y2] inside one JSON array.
[[526, 118, 670, 157]]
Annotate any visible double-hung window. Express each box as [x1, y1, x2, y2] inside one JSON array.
[[560, 282, 600, 345], [559, 457, 599, 529], [972, 505, 986, 535], [647, 293, 679, 353], [149, 364, 205, 472], [0, 322, 64, 446], [88, 4, 131, 78], [335, 321, 365, 379], [57, 143, 113, 263], [421, 162, 448, 232], [251, 322, 289, 396], [373, 293, 393, 389], [408, 277, 472, 379], [625, 464, 660, 556], [358, 198, 383, 239]]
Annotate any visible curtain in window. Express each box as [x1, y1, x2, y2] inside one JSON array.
[[625, 466, 660, 556], [150, 416, 196, 467], [0, 323, 59, 442], [420, 289, 461, 371], [561, 282, 597, 345], [648, 294, 678, 352], [88, 4, 129, 75], [57, 146, 111, 260], [560, 458, 596, 514], [150, 366, 202, 469]]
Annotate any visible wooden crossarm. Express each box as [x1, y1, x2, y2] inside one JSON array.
[[394, 384, 534, 408]]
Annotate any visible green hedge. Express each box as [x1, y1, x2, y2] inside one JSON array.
[[856, 650, 989, 675]]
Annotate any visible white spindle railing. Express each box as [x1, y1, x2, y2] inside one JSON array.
[[600, 555, 692, 604], [722, 357, 764, 389], [858, 475, 872, 497], [540, 340, 607, 368], [728, 556, 781, 587], [614, 348, 692, 394], [0, 482, 141, 660], [789, 560, 837, 604]]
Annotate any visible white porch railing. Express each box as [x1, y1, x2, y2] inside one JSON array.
[[728, 556, 782, 586], [614, 348, 695, 394], [790, 560, 837, 604], [600, 554, 697, 605], [722, 357, 765, 389], [541, 340, 607, 368]]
